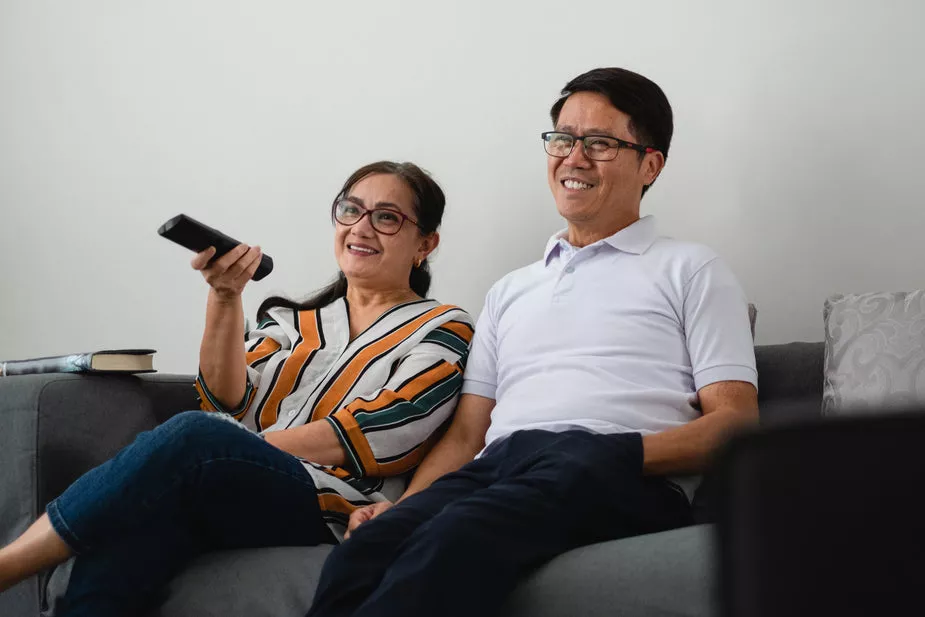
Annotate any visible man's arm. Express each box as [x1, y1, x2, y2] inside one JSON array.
[[399, 393, 495, 501], [642, 380, 758, 476]]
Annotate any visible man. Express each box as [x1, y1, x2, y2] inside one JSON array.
[[306, 67, 758, 617]]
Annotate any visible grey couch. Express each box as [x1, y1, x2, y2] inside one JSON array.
[[0, 342, 824, 617]]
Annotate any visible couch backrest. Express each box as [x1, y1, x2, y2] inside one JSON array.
[[754, 342, 824, 425]]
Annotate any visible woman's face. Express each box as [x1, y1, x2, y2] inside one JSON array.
[[334, 173, 436, 293]]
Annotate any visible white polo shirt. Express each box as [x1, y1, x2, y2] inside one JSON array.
[[462, 215, 757, 486]]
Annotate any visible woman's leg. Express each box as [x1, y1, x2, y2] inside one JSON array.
[[1, 411, 333, 616], [54, 518, 201, 616], [0, 514, 71, 592]]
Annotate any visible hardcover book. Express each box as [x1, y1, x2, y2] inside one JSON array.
[[0, 349, 156, 377]]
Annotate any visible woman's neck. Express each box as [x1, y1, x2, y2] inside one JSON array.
[[345, 285, 421, 341], [345, 285, 419, 311]]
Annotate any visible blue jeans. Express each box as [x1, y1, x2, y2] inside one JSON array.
[[46, 411, 335, 617], [307, 429, 693, 617]]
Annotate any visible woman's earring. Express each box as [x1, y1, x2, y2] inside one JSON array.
[[414, 257, 422, 268]]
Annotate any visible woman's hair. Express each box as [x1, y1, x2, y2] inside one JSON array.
[[256, 161, 446, 321]]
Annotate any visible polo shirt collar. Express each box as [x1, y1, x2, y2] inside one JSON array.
[[544, 215, 658, 265]]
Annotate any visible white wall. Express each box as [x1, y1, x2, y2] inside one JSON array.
[[1, 0, 923, 374]]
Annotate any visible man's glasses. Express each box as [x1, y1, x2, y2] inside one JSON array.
[[541, 131, 657, 161], [333, 199, 420, 236]]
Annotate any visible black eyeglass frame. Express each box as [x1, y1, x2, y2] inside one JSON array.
[[332, 198, 421, 236], [541, 131, 658, 160]]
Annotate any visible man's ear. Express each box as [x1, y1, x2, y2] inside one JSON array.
[[644, 151, 666, 186]]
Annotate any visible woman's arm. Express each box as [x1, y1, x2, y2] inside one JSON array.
[[199, 290, 248, 409], [262, 421, 346, 466], [324, 318, 473, 478], [267, 316, 472, 474], [344, 392, 492, 537], [193, 244, 263, 410]]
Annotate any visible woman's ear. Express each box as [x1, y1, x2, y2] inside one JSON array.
[[419, 232, 440, 261]]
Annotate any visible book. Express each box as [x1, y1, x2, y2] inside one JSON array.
[[0, 349, 156, 377]]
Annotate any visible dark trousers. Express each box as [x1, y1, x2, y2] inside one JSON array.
[[46, 411, 335, 617], [307, 429, 693, 617]]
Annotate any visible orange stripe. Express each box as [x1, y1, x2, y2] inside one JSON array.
[[312, 306, 456, 420], [317, 493, 362, 516], [194, 380, 253, 419], [377, 429, 445, 476], [331, 408, 380, 476], [441, 320, 474, 343], [257, 311, 322, 429], [326, 466, 353, 480], [333, 361, 456, 478], [347, 360, 457, 415], [245, 337, 281, 365], [194, 380, 216, 412]]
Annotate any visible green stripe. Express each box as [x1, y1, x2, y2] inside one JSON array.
[[344, 476, 384, 494], [422, 329, 469, 356], [325, 416, 365, 476], [256, 317, 277, 330], [197, 374, 252, 416], [353, 372, 461, 429]]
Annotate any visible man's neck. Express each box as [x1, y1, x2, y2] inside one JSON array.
[[566, 213, 640, 248]]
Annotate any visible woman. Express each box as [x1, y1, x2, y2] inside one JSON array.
[[0, 161, 473, 616]]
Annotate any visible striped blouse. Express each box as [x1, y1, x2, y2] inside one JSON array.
[[195, 297, 473, 539]]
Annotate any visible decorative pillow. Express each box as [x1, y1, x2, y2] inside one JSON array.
[[823, 291, 925, 416]]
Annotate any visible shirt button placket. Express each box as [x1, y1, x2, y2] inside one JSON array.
[[552, 262, 575, 303]]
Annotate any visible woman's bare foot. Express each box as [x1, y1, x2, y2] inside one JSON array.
[[0, 514, 72, 593]]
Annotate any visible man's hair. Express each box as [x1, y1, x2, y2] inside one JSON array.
[[550, 68, 673, 196]]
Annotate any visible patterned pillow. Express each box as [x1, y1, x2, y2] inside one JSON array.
[[823, 291, 925, 416]]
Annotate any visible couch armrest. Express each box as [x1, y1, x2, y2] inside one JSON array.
[[0, 372, 197, 616]]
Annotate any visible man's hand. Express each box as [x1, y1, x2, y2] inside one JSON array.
[[345, 501, 394, 539]]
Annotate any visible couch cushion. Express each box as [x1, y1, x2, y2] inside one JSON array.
[[138, 526, 713, 617], [151, 545, 334, 617], [503, 524, 715, 617], [823, 291, 925, 416], [754, 342, 824, 420]]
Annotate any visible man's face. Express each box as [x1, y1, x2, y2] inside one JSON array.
[[547, 92, 662, 227]]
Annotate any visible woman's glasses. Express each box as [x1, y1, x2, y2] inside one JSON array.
[[333, 199, 420, 235]]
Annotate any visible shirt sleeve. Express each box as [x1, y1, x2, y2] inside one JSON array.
[[683, 257, 758, 391], [460, 288, 499, 400], [325, 318, 474, 478], [194, 315, 288, 420]]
